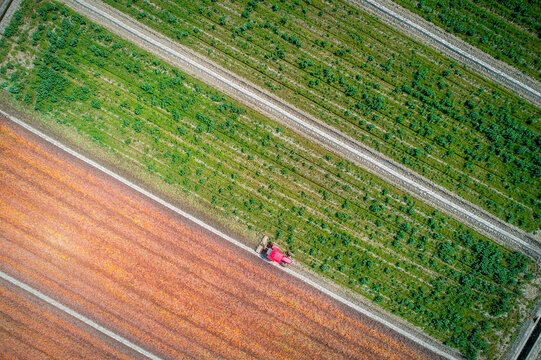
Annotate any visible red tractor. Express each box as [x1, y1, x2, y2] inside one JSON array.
[[256, 235, 293, 266]]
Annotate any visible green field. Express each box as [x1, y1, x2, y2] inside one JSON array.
[[99, 0, 541, 233], [0, 1, 538, 359], [392, 0, 541, 81]]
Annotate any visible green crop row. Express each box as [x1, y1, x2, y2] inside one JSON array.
[[98, 0, 541, 232], [393, 0, 541, 80], [0, 2, 538, 359]]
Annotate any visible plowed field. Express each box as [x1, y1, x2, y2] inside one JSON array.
[[0, 116, 440, 359], [0, 280, 135, 359]]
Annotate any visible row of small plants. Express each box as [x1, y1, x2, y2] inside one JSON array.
[[98, 0, 541, 232], [0, 2, 538, 359]]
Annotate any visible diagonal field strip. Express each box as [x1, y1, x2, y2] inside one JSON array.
[[0, 270, 164, 360], [359, 0, 541, 104], [61, 0, 541, 260], [1, 111, 458, 359]]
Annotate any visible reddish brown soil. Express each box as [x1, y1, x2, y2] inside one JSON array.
[[0, 280, 135, 359], [0, 118, 439, 359]]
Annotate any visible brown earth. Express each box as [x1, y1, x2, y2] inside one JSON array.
[[0, 279, 137, 359], [0, 116, 441, 359]]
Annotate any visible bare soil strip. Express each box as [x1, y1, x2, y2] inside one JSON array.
[[0, 0, 21, 34], [0, 116, 444, 359]]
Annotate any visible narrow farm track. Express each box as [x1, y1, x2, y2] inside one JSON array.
[[0, 280, 137, 360], [0, 118, 444, 359], [58, 0, 541, 259], [0, 0, 13, 25]]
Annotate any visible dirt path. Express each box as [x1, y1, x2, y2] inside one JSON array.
[[0, 117, 443, 359], [0, 0, 21, 34]]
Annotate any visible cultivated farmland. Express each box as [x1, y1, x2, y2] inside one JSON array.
[[0, 118, 438, 360], [0, 282, 134, 359], [0, 2, 538, 359], [391, 0, 541, 81], [99, 0, 541, 232]]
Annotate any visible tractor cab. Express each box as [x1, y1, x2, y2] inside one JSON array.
[[256, 236, 293, 266]]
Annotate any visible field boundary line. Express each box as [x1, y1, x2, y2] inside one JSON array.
[[1, 109, 457, 360], [0, 270, 163, 360]]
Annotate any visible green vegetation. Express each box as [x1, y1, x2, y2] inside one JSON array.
[[100, 0, 541, 232], [393, 0, 541, 80], [0, 1, 538, 359]]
